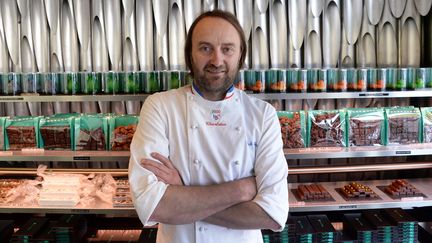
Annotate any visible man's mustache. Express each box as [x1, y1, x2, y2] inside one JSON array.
[[204, 64, 226, 72]]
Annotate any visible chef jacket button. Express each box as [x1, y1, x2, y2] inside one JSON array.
[[235, 98, 239, 102], [235, 126, 241, 131], [194, 159, 200, 165], [191, 124, 198, 129], [234, 161, 240, 165], [199, 227, 203, 231], [189, 96, 194, 101]]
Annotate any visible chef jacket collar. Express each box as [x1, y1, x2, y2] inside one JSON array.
[[191, 82, 235, 100]]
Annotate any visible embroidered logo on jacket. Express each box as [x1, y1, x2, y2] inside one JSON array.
[[206, 109, 226, 126]]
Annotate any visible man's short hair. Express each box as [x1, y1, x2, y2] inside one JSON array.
[[184, 10, 247, 78]]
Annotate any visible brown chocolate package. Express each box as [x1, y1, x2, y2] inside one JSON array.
[[111, 124, 136, 151], [310, 112, 344, 147], [388, 116, 419, 144], [6, 126, 37, 150], [279, 112, 305, 148], [76, 127, 106, 150], [349, 119, 382, 146], [40, 126, 71, 150]]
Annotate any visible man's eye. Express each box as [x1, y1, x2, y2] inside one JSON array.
[[223, 47, 234, 54], [200, 46, 211, 53]]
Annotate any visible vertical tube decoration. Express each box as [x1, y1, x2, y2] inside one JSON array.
[[73, 0, 92, 71], [1, 0, 21, 71], [365, 0, 385, 25], [217, 0, 235, 15], [153, 0, 169, 70], [136, 0, 154, 70], [184, 0, 202, 32], [323, 0, 341, 68], [235, 0, 253, 68], [252, 0, 269, 69], [399, 0, 421, 67], [122, 0, 140, 115], [269, 0, 288, 68], [169, 0, 186, 70], [378, 0, 398, 67]]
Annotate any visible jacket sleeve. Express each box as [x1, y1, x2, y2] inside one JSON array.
[[252, 105, 289, 231], [128, 94, 169, 226]]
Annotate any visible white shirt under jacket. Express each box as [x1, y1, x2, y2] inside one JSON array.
[[129, 84, 288, 243]]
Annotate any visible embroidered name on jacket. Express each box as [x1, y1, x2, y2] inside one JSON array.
[[206, 109, 226, 126]]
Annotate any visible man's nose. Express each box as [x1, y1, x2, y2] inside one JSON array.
[[209, 49, 223, 66]]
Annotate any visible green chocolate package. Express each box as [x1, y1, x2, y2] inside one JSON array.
[[39, 115, 75, 150], [347, 108, 385, 147], [74, 114, 109, 151], [385, 107, 421, 145], [108, 115, 138, 151], [4, 116, 41, 150], [421, 107, 432, 143], [308, 109, 347, 147], [0, 117, 7, 150], [277, 111, 306, 148]]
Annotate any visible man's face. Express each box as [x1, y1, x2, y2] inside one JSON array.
[[190, 17, 242, 98]]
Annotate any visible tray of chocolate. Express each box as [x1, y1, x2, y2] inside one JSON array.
[[377, 179, 426, 199], [0, 179, 25, 204], [292, 183, 334, 202], [336, 182, 380, 201]]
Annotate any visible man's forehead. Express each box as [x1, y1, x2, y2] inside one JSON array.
[[192, 17, 240, 45]]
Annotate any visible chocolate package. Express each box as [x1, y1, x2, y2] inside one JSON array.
[[74, 114, 108, 151], [307, 110, 347, 147], [347, 108, 385, 147], [39, 115, 75, 150], [0, 117, 7, 151], [421, 107, 432, 143], [108, 115, 138, 151], [277, 111, 306, 148], [385, 107, 421, 145], [5, 116, 41, 150]]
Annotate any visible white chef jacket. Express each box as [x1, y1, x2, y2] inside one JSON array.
[[129, 84, 288, 243]]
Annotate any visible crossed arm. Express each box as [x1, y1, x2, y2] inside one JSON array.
[[141, 153, 281, 231]]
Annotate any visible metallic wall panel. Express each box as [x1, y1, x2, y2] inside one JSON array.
[[184, 0, 202, 32], [310, 0, 324, 18], [31, 0, 50, 72], [235, 0, 253, 68], [203, 0, 216, 11], [104, 0, 122, 70], [153, 0, 169, 70], [269, 0, 288, 68], [304, 2, 322, 68], [1, 0, 21, 70], [252, 2, 269, 69], [323, 0, 341, 68], [92, 0, 109, 72], [357, 4, 377, 67], [343, 0, 363, 45], [73, 0, 92, 71], [169, 0, 186, 70], [288, 0, 306, 50], [136, 0, 154, 70], [61, 0, 79, 72], [0, 9, 9, 72], [365, 0, 385, 25], [218, 0, 235, 14], [389, 0, 407, 18], [378, 0, 398, 67], [414, 0, 432, 16], [399, 0, 421, 67], [122, 0, 139, 71]]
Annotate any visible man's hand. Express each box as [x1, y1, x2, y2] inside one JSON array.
[[140, 152, 183, 186]]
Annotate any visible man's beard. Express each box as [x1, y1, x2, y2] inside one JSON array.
[[193, 64, 237, 94]]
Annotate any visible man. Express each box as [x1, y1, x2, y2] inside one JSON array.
[[129, 10, 288, 243]]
